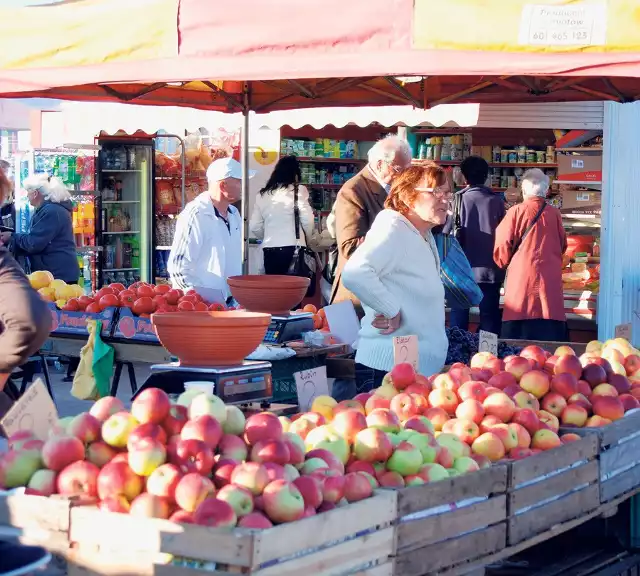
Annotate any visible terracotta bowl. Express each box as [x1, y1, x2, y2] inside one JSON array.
[[227, 275, 310, 315], [151, 310, 271, 366]]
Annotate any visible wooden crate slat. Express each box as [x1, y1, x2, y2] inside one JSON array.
[[509, 460, 599, 512], [396, 465, 507, 516], [601, 435, 640, 476], [0, 494, 74, 532], [507, 483, 599, 545], [396, 495, 506, 553], [69, 508, 253, 567], [254, 527, 394, 576], [600, 413, 640, 447], [350, 563, 395, 576], [252, 490, 397, 566], [601, 469, 640, 503], [509, 436, 598, 487], [394, 523, 506, 576]]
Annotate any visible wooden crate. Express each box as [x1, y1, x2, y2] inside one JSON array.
[[0, 492, 87, 555], [66, 490, 397, 576], [392, 465, 508, 576], [506, 435, 600, 545]]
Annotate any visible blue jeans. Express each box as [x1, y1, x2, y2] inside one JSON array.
[[449, 282, 503, 336]]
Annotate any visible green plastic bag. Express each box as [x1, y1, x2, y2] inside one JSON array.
[[71, 320, 114, 400]]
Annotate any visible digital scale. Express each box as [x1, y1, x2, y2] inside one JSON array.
[[263, 312, 315, 344], [143, 360, 273, 405]]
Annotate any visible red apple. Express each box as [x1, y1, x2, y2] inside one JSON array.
[[172, 439, 214, 475], [513, 391, 540, 411], [592, 383, 619, 397], [520, 346, 547, 370], [263, 480, 305, 523], [520, 371, 551, 399], [218, 434, 249, 462], [554, 355, 583, 380], [353, 428, 393, 462], [471, 433, 505, 462], [377, 470, 405, 487], [586, 415, 613, 427], [365, 408, 401, 433], [541, 392, 568, 418], [97, 460, 143, 502], [428, 389, 459, 415], [482, 392, 515, 423], [193, 497, 237, 527], [231, 462, 270, 496], [531, 429, 562, 451], [250, 439, 290, 466], [505, 357, 532, 382], [578, 380, 593, 397], [293, 475, 323, 509], [484, 357, 505, 376], [544, 356, 559, 375], [127, 422, 167, 451], [581, 363, 607, 388], [238, 511, 273, 529], [42, 435, 85, 472], [455, 399, 484, 425], [174, 473, 215, 512], [509, 423, 531, 449], [432, 373, 460, 393], [86, 441, 117, 468], [213, 458, 237, 489], [551, 373, 579, 399], [244, 413, 283, 445], [343, 472, 374, 503], [471, 368, 493, 383], [89, 396, 125, 423], [364, 395, 391, 415], [608, 374, 631, 395], [169, 510, 195, 524], [146, 463, 183, 502], [403, 415, 435, 435], [131, 388, 171, 425], [561, 404, 588, 427], [538, 410, 560, 432], [216, 484, 255, 518], [452, 419, 480, 444], [67, 412, 102, 445], [162, 404, 189, 436], [511, 409, 541, 435], [561, 433, 582, 443], [390, 363, 416, 390], [353, 392, 372, 406], [491, 423, 518, 451], [592, 396, 625, 421], [480, 415, 502, 433], [423, 407, 450, 431], [568, 393, 593, 412], [56, 461, 100, 497], [390, 393, 421, 421], [99, 495, 131, 514], [458, 381, 487, 402], [181, 415, 223, 450], [620, 394, 640, 412]]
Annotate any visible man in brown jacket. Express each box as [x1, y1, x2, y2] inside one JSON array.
[[331, 135, 412, 317]]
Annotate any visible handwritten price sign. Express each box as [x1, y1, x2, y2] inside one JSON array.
[[479, 330, 499, 356], [393, 335, 419, 371], [615, 323, 632, 341], [294, 366, 329, 412], [1, 380, 58, 440]]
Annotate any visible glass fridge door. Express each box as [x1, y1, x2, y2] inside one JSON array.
[[98, 140, 153, 287]]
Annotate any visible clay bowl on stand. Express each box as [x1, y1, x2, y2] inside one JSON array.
[[227, 275, 310, 315], [151, 310, 271, 366]]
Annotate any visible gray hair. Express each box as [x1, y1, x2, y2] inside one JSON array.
[[367, 134, 412, 165], [23, 174, 71, 203], [521, 168, 550, 198]]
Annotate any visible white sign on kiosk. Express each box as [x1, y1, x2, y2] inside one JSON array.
[[615, 323, 632, 341], [393, 335, 419, 370], [294, 366, 329, 412], [0, 380, 58, 441], [479, 330, 499, 356], [323, 300, 360, 348]]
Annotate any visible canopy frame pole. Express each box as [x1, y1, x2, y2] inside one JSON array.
[[241, 85, 251, 274]]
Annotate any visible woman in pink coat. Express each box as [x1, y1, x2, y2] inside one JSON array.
[[493, 169, 567, 341]]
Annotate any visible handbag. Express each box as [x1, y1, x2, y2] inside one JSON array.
[[508, 203, 546, 265], [433, 233, 484, 310], [287, 183, 318, 296]]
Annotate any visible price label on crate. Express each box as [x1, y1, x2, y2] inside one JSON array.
[[294, 366, 329, 412], [615, 323, 632, 341], [0, 380, 58, 441], [479, 330, 499, 356], [393, 335, 419, 371]]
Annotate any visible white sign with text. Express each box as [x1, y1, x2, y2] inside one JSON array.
[[294, 366, 329, 412]]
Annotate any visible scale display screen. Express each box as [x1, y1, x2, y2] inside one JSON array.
[[264, 314, 315, 344]]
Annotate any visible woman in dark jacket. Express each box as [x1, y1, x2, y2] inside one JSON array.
[[0, 166, 54, 575], [1, 174, 79, 283]]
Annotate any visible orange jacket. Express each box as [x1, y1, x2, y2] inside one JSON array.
[[494, 197, 567, 322]]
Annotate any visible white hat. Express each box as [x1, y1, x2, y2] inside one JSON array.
[[206, 157, 256, 182]]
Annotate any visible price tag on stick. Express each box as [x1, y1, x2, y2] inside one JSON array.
[[479, 330, 499, 356], [294, 366, 329, 412], [393, 335, 419, 371], [615, 323, 632, 341]]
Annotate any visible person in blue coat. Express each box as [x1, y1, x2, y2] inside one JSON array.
[[443, 156, 506, 335], [1, 174, 79, 284]]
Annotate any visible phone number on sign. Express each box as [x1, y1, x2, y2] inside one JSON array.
[[529, 29, 591, 44]]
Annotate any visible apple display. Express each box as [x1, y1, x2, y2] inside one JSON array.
[[131, 388, 171, 425]]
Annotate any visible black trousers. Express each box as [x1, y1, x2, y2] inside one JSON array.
[[263, 246, 296, 275], [502, 319, 569, 342]]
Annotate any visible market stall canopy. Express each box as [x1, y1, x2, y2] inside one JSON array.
[[2, 0, 640, 111]]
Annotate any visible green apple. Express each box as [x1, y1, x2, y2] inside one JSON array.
[[189, 393, 227, 424], [404, 433, 437, 463], [222, 405, 246, 436], [436, 433, 465, 459], [1, 450, 42, 488], [386, 441, 422, 476], [176, 389, 203, 408]]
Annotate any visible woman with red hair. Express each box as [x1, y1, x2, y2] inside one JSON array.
[[341, 163, 451, 385]]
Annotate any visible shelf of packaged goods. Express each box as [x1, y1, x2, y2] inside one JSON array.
[[102, 200, 140, 204], [554, 180, 602, 187], [305, 183, 342, 189], [102, 268, 140, 272], [76, 246, 102, 252], [428, 160, 558, 169], [101, 169, 142, 173], [155, 172, 206, 179], [296, 157, 365, 164], [102, 231, 140, 235]]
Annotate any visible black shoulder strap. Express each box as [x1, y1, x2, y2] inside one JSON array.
[[512, 202, 546, 256], [293, 183, 301, 242]]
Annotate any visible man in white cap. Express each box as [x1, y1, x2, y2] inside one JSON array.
[[168, 157, 255, 303]]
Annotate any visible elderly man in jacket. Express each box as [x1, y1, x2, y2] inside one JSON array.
[[330, 135, 412, 317]]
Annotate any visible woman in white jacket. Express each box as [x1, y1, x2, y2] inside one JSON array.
[[250, 155, 315, 275], [342, 163, 452, 384]]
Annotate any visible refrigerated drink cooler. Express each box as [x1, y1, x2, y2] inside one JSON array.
[[96, 138, 153, 287]]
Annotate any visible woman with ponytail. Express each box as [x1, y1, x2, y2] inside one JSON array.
[[0, 174, 79, 283]]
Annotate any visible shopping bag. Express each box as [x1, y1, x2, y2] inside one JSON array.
[[433, 233, 484, 310], [71, 320, 113, 400]]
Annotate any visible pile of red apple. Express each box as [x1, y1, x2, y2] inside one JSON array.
[[0, 388, 381, 529]]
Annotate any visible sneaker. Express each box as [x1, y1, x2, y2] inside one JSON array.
[[0, 542, 51, 576]]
